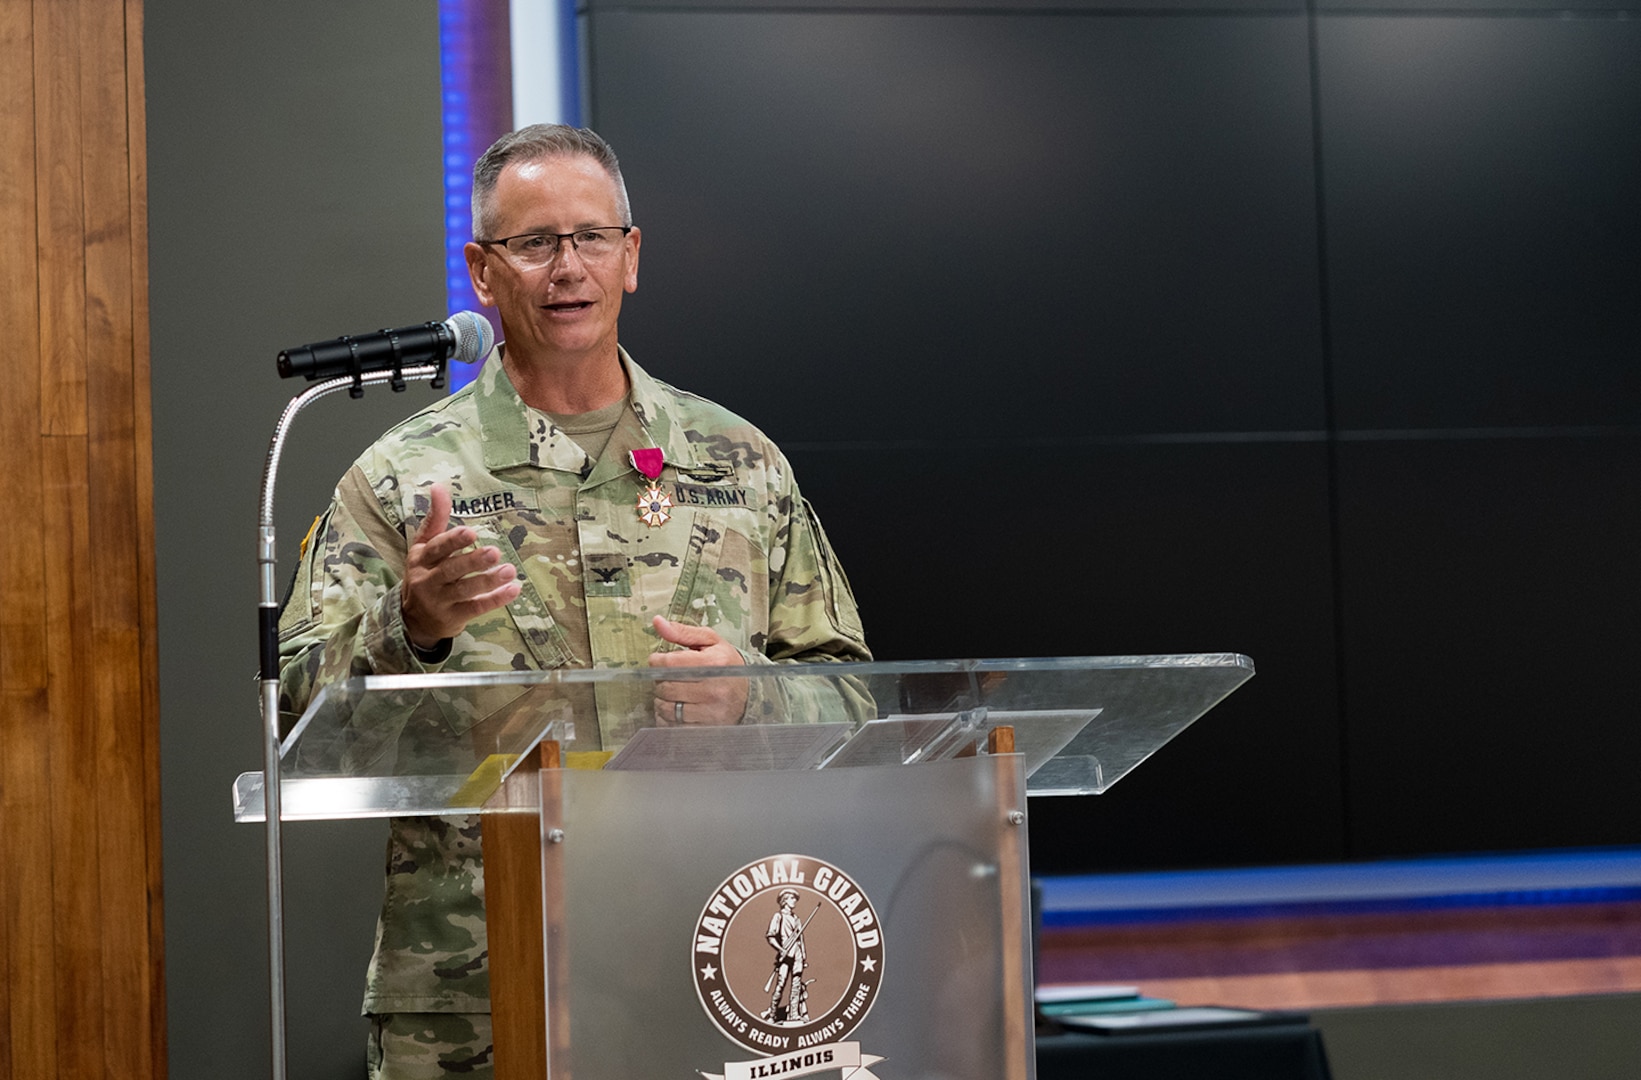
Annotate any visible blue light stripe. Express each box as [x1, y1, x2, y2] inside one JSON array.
[[439, 0, 492, 393], [438, 1, 581, 393], [558, 0, 581, 127], [1038, 847, 1641, 927]]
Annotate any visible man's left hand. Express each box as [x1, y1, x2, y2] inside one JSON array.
[[649, 616, 749, 726]]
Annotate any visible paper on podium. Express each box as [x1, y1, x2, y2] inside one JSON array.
[[602, 721, 854, 772], [822, 708, 1102, 775]]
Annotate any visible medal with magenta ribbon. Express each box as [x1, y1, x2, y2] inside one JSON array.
[[632, 447, 672, 528]]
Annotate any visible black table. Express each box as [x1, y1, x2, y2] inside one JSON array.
[[1036, 1022, 1333, 1080]]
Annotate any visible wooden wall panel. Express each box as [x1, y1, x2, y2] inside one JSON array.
[[43, 438, 101, 1080], [0, 0, 163, 1078], [121, 3, 164, 1074], [0, 0, 45, 691], [33, 0, 88, 437], [81, 0, 154, 1068], [1, 690, 61, 1080], [0, 2, 49, 1076]]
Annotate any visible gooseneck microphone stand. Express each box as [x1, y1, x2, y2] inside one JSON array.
[[256, 361, 445, 1080]]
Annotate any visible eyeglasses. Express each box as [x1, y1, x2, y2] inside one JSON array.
[[475, 226, 634, 269]]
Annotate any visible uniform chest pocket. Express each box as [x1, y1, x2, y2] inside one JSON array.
[[429, 510, 577, 738], [475, 513, 577, 672], [667, 509, 770, 648]]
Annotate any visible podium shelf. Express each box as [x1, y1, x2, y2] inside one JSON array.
[[235, 654, 1253, 821]]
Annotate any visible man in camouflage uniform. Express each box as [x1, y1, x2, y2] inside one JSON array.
[[277, 124, 870, 1079]]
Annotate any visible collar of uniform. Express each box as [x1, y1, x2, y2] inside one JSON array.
[[473, 345, 707, 476], [473, 347, 536, 472], [621, 347, 708, 475]]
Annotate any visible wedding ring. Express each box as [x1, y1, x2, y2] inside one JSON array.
[[674, 701, 686, 723]]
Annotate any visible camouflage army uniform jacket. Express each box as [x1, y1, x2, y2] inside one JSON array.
[[276, 348, 870, 1014]]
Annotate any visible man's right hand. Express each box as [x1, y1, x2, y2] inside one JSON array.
[[400, 483, 522, 650]]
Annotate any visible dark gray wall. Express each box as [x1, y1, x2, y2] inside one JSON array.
[[146, 1, 445, 1075], [581, 0, 1641, 875]]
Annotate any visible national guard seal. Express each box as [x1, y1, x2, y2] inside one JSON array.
[[692, 854, 886, 1060]]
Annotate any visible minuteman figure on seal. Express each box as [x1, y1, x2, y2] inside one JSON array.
[[762, 889, 813, 1024]]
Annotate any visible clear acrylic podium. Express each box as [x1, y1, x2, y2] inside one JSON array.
[[234, 654, 1253, 1080]]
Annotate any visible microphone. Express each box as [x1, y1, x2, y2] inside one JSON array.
[[276, 311, 495, 381]]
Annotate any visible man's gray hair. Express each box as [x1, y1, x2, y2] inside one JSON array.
[[471, 124, 633, 240]]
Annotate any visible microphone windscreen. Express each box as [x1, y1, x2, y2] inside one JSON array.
[[447, 311, 495, 365]]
